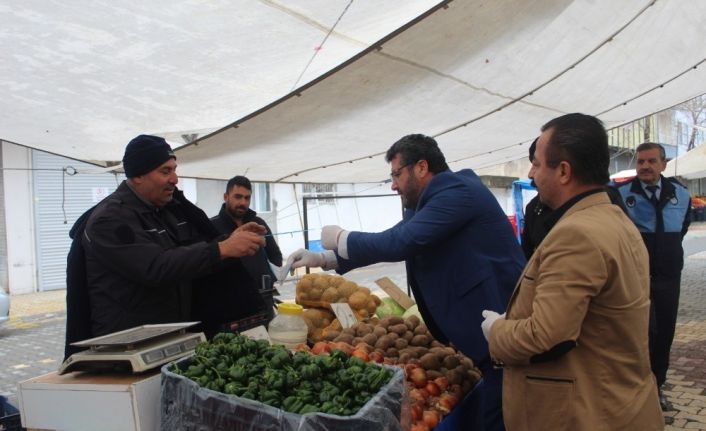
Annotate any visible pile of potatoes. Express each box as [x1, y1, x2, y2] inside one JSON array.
[[328, 315, 480, 393], [301, 308, 344, 343], [295, 273, 382, 320]]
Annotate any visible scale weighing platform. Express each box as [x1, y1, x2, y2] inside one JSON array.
[[58, 322, 205, 374]]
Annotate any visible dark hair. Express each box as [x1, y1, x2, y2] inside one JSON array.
[[385, 134, 449, 174], [540, 113, 609, 185], [636, 142, 666, 160], [226, 175, 252, 193], [528, 137, 538, 162]]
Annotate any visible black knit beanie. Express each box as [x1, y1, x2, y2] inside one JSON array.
[[122, 135, 175, 178]]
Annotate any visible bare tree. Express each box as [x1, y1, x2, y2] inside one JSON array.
[[675, 93, 706, 151]]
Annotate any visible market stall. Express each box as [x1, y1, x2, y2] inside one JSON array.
[[17, 273, 481, 431]]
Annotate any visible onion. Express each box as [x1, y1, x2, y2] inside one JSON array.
[[422, 410, 441, 429], [409, 367, 428, 388]]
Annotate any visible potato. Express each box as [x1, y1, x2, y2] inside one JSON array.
[[308, 286, 323, 300], [394, 338, 408, 350], [443, 355, 460, 370], [355, 323, 373, 337], [334, 332, 355, 345], [373, 326, 387, 337], [321, 287, 339, 303], [426, 370, 444, 379], [388, 316, 404, 326], [410, 334, 431, 347], [430, 340, 445, 348], [385, 347, 399, 357], [338, 281, 358, 298], [362, 333, 378, 346], [375, 335, 394, 350], [348, 291, 369, 310], [297, 277, 313, 290], [356, 286, 371, 296], [342, 327, 356, 336], [446, 369, 464, 385], [403, 331, 415, 342], [372, 295, 382, 306], [323, 330, 341, 341], [420, 353, 443, 370], [329, 276, 345, 287], [313, 276, 329, 291], [398, 352, 413, 363], [405, 315, 421, 329], [386, 332, 399, 341], [389, 323, 408, 336], [365, 298, 378, 314], [310, 328, 324, 342], [413, 324, 428, 336]]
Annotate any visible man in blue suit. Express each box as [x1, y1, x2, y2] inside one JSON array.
[[286, 134, 525, 431]]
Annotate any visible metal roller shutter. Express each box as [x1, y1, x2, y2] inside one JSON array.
[[33, 150, 123, 291]]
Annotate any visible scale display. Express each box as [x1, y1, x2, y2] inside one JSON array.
[[59, 322, 205, 374]]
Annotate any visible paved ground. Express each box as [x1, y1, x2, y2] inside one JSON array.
[[1, 224, 704, 429]]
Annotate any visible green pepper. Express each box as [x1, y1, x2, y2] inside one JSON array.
[[347, 356, 366, 369], [292, 351, 310, 368], [298, 404, 319, 415], [283, 396, 304, 414], [330, 349, 348, 363], [187, 363, 205, 377], [224, 382, 240, 394], [240, 390, 256, 400], [300, 364, 321, 380], [269, 349, 291, 369], [228, 365, 247, 382]]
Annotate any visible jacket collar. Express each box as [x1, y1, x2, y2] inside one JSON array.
[[117, 180, 184, 214], [217, 203, 258, 226], [629, 175, 675, 203]]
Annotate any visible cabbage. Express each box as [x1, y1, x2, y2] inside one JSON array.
[[376, 297, 406, 318], [402, 304, 423, 322]]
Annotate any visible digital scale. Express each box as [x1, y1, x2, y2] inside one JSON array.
[[58, 322, 205, 375]]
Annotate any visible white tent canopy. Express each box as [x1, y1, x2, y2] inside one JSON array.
[[665, 144, 706, 180], [2, 1, 706, 183]]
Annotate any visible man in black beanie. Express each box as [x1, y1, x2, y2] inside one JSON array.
[[65, 135, 268, 354]]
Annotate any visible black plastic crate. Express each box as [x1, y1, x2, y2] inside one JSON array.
[[0, 396, 22, 431]]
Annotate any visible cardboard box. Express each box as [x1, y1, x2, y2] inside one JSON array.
[[18, 370, 160, 431], [375, 277, 415, 310]]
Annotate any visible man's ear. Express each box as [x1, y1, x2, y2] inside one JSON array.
[[223, 192, 228, 201], [558, 161, 572, 185], [417, 159, 430, 177]]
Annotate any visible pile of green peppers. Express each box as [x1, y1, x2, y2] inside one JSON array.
[[170, 333, 393, 416]]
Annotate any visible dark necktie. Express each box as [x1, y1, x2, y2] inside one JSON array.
[[646, 185, 659, 206]]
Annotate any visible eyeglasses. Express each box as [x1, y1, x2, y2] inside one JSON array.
[[389, 162, 414, 181]]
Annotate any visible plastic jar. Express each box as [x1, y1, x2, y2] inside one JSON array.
[[268, 303, 308, 349]]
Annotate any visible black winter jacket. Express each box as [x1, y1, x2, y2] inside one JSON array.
[[211, 204, 283, 286]]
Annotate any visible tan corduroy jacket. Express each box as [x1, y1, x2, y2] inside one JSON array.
[[489, 192, 663, 431]]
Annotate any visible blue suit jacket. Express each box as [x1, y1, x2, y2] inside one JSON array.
[[338, 169, 525, 361]]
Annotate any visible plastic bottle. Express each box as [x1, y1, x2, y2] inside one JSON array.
[[268, 303, 308, 349]]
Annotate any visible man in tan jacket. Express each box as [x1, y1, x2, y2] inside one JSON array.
[[482, 113, 663, 430]]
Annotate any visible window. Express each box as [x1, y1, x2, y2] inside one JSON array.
[[302, 183, 336, 205], [251, 182, 272, 213]]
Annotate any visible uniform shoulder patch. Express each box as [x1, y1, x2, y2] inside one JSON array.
[[625, 196, 636, 208]]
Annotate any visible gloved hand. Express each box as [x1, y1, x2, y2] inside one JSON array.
[[321, 225, 344, 249], [282, 249, 338, 278], [321, 225, 350, 258], [481, 310, 506, 341]]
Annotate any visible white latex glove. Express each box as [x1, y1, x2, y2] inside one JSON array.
[[481, 310, 506, 341], [321, 225, 350, 258], [283, 249, 338, 276], [321, 225, 344, 250]]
